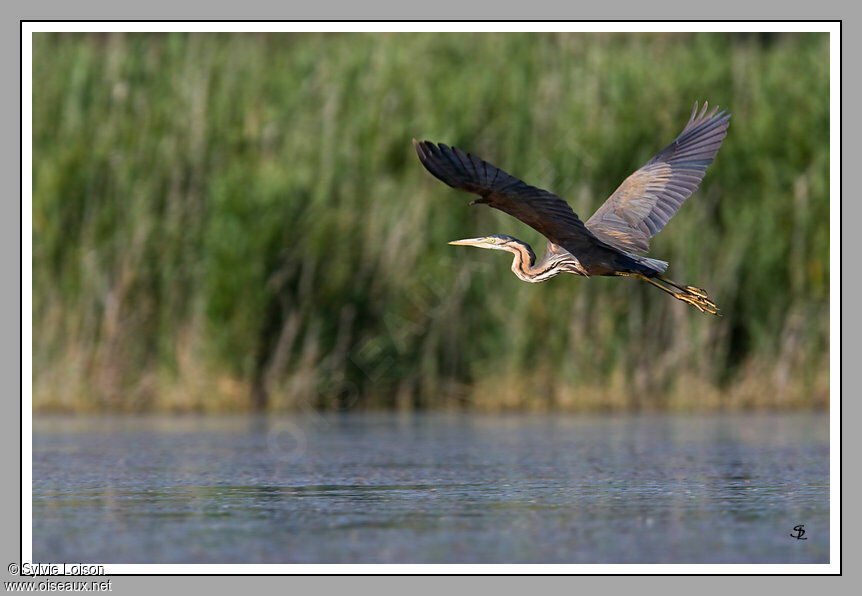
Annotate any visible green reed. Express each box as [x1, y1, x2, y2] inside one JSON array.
[[32, 32, 830, 411]]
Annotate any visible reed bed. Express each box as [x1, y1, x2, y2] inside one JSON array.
[[32, 32, 830, 411]]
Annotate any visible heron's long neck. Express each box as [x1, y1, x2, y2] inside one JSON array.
[[507, 240, 566, 283]]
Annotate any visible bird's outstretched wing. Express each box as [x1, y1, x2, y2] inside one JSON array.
[[585, 102, 731, 253], [413, 139, 606, 258]]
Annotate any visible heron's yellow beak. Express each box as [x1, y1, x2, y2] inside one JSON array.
[[449, 237, 494, 248]]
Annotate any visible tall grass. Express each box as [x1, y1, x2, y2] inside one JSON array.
[[32, 32, 830, 411]]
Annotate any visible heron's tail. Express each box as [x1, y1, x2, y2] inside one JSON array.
[[641, 256, 669, 273], [629, 255, 669, 273]]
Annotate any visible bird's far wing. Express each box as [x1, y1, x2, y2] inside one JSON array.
[[584, 101, 731, 253], [413, 139, 605, 257]]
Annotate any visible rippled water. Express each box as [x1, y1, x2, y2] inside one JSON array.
[[32, 412, 829, 564]]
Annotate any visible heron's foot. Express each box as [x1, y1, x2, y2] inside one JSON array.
[[674, 289, 720, 315], [683, 285, 709, 299], [634, 273, 721, 315]]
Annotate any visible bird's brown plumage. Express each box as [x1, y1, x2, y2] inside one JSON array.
[[585, 102, 731, 252], [412, 101, 730, 314], [411, 139, 627, 273]]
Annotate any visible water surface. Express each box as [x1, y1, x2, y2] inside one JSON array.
[[33, 412, 829, 564]]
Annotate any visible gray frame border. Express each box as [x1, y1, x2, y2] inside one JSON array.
[[8, 2, 850, 593]]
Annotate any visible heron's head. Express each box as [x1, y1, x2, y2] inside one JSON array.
[[448, 234, 519, 251]]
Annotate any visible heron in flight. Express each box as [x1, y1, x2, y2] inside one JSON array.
[[413, 101, 730, 314]]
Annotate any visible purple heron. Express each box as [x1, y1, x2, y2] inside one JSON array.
[[413, 101, 730, 314]]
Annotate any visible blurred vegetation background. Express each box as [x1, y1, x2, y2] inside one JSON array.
[[32, 32, 829, 412]]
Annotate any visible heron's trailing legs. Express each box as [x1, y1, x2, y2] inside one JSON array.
[[620, 273, 719, 315]]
